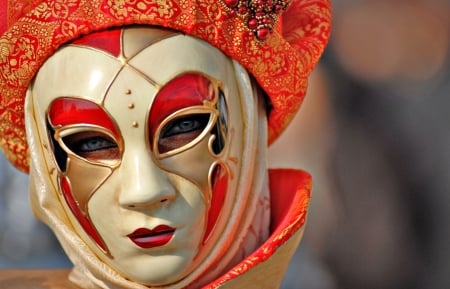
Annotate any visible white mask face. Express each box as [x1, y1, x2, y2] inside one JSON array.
[[30, 27, 259, 286]]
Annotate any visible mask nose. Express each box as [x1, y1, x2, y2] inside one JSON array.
[[118, 149, 176, 209]]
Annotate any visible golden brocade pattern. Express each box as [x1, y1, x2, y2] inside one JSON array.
[[104, 0, 179, 20], [0, 0, 331, 172]]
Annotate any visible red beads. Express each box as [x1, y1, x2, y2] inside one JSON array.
[[248, 18, 258, 29], [256, 28, 270, 41], [237, 6, 247, 14], [275, 4, 284, 12], [224, 0, 239, 8], [221, 0, 291, 41]]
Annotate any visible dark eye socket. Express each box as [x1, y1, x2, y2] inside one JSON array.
[[62, 131, 119, 161], [76, 137, 116, 152], [158, 114, 210, 154], [161, 115, 209, 138]]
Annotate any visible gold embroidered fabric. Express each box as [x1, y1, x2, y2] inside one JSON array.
[[0, 0, 331, 172]]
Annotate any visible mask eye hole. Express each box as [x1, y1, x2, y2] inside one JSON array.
[[158, 114, 210, 154], [62, 131, 120, 162], [47, 97, 123, 166]]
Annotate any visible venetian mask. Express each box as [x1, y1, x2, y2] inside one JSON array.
[[27, 26, 267, 286]]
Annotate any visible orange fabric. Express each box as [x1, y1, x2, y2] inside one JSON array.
[[0, 0, 331, 172], [204, 168, 311, 287]]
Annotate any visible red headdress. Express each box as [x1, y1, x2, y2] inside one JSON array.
[[0, 0, 331, 172]]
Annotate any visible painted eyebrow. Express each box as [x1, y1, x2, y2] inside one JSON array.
[[48, 97, 120, 139], [148, 73, 215, 142]]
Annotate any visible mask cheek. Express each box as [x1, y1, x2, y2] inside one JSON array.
[[158, 136, 215, 200], [157, 135, 232, 245], [59, 156, 114, 255]]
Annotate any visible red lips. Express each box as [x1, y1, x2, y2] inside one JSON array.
[[128, 225, 175, 249]]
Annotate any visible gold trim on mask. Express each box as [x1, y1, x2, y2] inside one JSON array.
[[153, 107, 218, 159], [150, 73, 237, 248], [47, 105, 124, 211], [150, 73, 233, 194], [53, 124, 123, 167], [46, 98, 124, 257]]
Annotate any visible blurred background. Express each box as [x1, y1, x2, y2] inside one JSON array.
[[1, 0, 449, 288]]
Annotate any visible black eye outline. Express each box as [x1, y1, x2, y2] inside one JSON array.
[[211, 89, 228, 155], [47, 121, 68, 172]]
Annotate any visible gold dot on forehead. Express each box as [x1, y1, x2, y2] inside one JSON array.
[[132, 121, 139, 128], [125, 89, 132, 95], [128, 103, 135, 109]]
